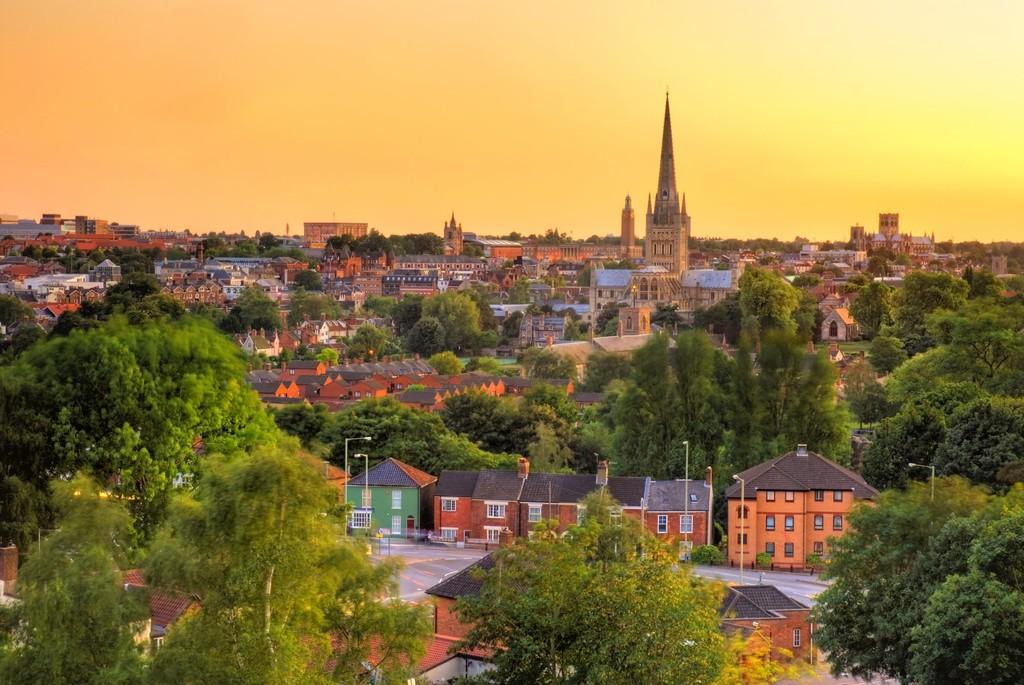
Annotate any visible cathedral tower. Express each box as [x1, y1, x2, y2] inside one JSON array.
[[644, 94, 690, 276], [620, 195, 634, 257], [443, 212, 463, 255]]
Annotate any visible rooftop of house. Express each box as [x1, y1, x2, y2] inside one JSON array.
[[434, 467, 646, 507], [425, 554, 497, 600], [349, 457, 437, 489], [647, 479, 712, 512], [719, 585, 808, 622], [725, 446, 878, 499]]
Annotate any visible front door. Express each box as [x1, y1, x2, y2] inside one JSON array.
[[406, 515, 415, 537]]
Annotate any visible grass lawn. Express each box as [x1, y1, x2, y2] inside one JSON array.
[[837, 340, 872, 355]]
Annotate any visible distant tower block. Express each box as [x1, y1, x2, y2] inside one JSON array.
[[850, 224, 866, 251], [443, 212, 463, 256], [620, 195, 635, 256]]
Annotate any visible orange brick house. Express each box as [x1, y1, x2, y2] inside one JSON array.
[[719, 584, 815, 663], [726, 445, 878, 569]]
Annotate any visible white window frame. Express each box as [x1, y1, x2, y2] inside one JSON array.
[[486, 502, 506, 519], [350, 510, 371, 529], [391, 490, 402, 510], [680, 514, 693, 534], [610, 507, 623, 524], [793, 628, 802, 647], [485, 526, 501, 543], [765, 490, 776, 501], [784, 490, 795, 502], [528, 504, 542, 523], [440, 527, 457, 542], [576, 505, 585, 526], [833, 490, 844, 502], [785, 515, 795, 531], [657, 514, 668, 534], [391, 515, 402, 534], [440, 497, 457, 512]]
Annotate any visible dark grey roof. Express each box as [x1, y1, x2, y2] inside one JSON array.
[[436, 471, 480, 498], [397, 390, 442, 405], [295, 375, 329, 385], [349, 458, 437, 488], [647, 480, 711, 512], [251, 381, 282, 394], [519, 474, 645, 508], [471, 470, 525, 501], [719, 585, 808, 621], [287, 360, 323, 369], [425, 554, 497, 599], [725, 449, 878, 499]]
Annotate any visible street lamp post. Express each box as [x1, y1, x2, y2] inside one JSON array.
[[683, 440, 690, 550], [733, 474, 746, 584], [908, 462, 936, 501], [343, 436, 372, 507]]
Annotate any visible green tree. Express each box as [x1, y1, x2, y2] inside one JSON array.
[[0, 317, 275, 545], [891, 270, 969, 355], [0, 295, 33, 327], [527, 423, 573, 472], [428, 350, 463, 375], [522, 383, 578, 426], [738, 267, 801, 338], [224, 286, 282, 333], [0, 477, 147, 685], [909, 570, 1024, 685], [145, 445, 431, 684], [322, 398, 515, 474], [965, 268, 1002, 299], [934, 397, 1024, 488], [421, 292, 481, 352], [439, 391, 530, 455], [927, 301, 1024, 390], [273, 403, 331, 448], [464, 356, 504, 375], [861, 403, 947, 490], [868, 335, 907, 374], [500, 310, 524, 341], [315, 347, 339, 364], [849, 281, 893, 339], [346, 324, 396, 361], [519, 347, 577, 380], [405, 316, 447, 357], [8, 325, 45, 357], [814, 478, 991, 683], [292, 269, 323, 291], [693, 293, 743, 345], [844, 359, 892, 425], [288, 288, 341, 327], [580, 351, 632, 391], [456, 498, 726, 685], [507, 278, 531, 304], [391, 295, 423, 336], [362, 295, 397, 318]]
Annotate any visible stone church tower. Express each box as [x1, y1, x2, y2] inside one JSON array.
[[443, 212, 463, 256], [644, 95, 690, 276], [620, 195, 635, 257]]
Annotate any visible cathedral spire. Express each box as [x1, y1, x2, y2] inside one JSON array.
[[655, 93, 679, 213]]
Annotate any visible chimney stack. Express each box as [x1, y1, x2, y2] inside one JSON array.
[[596, 460, 609, 486], [517, 457, 530, 480], [704, 465, 713, 488]]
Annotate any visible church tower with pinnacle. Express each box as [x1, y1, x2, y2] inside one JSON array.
[[644, 94, 690, 276], [443, 212, 463, 256]]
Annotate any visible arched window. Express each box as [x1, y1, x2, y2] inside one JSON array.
[[829, 320, 839, 338], [639, 278, 649, 300]]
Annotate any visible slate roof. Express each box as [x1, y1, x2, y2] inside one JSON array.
[[425, 554, 497, 599], [593, 269, 634, 288], [682, 269, 734, 289], [396, 389, 443, 406], [349, 457, 437, 488], [287, 360, 323, 369], [472, 469, 525, 501], [647, 479, 712, 512], [719, 585, 808, 621], [435, 471, 481, 498], [251, 381, 283, 394], [518, 473, 645, 507], [724, 448, 878, 499]]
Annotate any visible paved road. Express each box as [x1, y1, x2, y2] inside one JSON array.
[[372, 541, 487, 601], [691, 565, 830, 606]]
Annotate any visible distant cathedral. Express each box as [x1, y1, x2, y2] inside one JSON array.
[[443, 212, 463, 255], [640, 94, 690, 276]]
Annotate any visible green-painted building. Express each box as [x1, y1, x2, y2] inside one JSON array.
[[346, 457, 437, 538]]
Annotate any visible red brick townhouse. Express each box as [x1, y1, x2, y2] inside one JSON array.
[[726, 444, 878, 569], [433, 458, 712, 550], [719, 584, 815, 663]]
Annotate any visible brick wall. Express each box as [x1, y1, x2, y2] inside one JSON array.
[[724, 609, 814, 662], [433, 596, 473, 638]]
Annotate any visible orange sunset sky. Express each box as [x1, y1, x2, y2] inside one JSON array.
[[2, 1, 1023, 242]]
